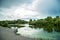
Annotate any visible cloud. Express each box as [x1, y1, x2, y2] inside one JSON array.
[[0, 0, 45, 20], [0, 4, 43, 20], [36, 0, 60, 16], [0, 0, 60, 20], [0, 0, 32, 8]]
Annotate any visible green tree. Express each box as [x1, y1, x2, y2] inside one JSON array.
[[54, 16, 60, 32], [2, 22, 8, 27]]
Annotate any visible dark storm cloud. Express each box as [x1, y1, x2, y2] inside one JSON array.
[[0, 0, 32, 8], [37, 0, 60, 16]]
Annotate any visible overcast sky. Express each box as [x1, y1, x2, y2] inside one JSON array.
[[0, 0, 60, 20]]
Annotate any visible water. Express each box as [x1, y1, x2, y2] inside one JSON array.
[[17, 24, 60, 40]]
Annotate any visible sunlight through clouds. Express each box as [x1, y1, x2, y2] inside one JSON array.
[[14, 5, 41, 19]]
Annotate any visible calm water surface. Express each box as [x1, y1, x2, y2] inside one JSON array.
[[16, 24, 60, 40]]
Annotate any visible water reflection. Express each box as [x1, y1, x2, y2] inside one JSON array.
[[17, 24, 60, 40]]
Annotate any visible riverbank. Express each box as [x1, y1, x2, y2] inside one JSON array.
[[0, 27, 42, 40]]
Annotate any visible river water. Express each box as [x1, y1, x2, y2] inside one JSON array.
[[15, 24, 60, 40]]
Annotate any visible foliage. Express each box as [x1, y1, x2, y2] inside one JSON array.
[[0, 16, 60, 32], [29, 16, 60, 32], [0, 19, 28, 28], [0, 21, 8, 27]]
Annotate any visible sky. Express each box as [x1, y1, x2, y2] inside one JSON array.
[[0, 0, 60, 21]]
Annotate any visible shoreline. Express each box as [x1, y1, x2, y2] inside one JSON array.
[[0, 27, 42, 40]]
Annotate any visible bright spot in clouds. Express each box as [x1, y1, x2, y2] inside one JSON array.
[[13, 0, 43, 20], [14, 5, 40, 19]]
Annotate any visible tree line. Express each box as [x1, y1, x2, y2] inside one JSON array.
[[0, 16, 60, 32], [29, 16, 60, 32], [0, 19, 28, 28]]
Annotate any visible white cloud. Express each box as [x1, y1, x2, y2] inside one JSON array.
[[0, 0, 44, 20], [0, 4, 42, 20], [31, 0, 43, 10]]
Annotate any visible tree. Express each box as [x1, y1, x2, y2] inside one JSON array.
[[54, 16, 60, 32], [2, 22, 8, 27], [29, 19, 32, 24], [29, 16, 60, 32]]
